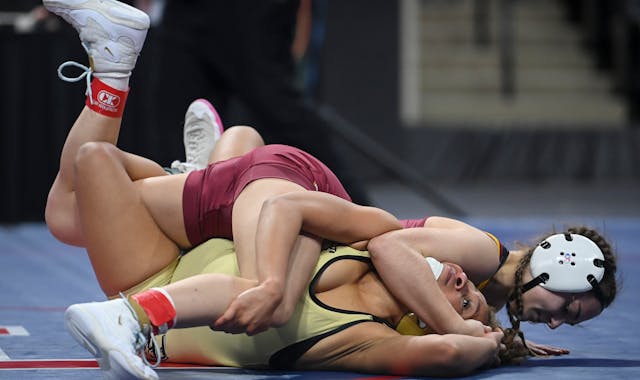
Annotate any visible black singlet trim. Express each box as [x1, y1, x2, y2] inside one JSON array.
[[268, 320, 371, 369], [268, 253, 391, 369], [308, 255, 390, 326], [498, 243, 510, 266]]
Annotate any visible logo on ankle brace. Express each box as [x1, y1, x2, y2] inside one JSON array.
[[97, 90, 121, 108], [86, 78, 129, 118]]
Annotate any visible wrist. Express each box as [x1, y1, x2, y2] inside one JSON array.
[[260, 278, 284, 300], [443, 315, 467, 334]]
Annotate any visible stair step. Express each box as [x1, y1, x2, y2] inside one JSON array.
[[420, 45, 594, 69], [421, 16, 582, 45], [403, 0, 626, 128], [418, 93, 626, 127], [421, 67, 613, 92]]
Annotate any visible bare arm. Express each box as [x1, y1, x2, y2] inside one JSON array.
[[299, 322, 503, 377], [367, 219, 500, 336], [254, 191, 402, 297], [214, 192, 402, 334]]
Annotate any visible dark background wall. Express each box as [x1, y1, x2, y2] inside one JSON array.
[[0, 1, 401, 223], [1, 1, 639, 223]]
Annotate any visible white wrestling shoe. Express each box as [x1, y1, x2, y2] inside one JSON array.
[[44, 0, 150, 84], [65, 298, 159, 380], [171, 99, 225, 173]]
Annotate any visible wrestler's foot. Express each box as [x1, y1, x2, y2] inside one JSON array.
[[43, 0, 150, 80], [171, 99, 225, 173], [65, 299, 159, 380]]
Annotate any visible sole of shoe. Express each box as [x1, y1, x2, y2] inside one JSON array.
[[43, 0, 150, 30]]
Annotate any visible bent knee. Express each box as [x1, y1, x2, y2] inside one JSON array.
[[225, 126, 265, 145], [74, 141, 118, 175]]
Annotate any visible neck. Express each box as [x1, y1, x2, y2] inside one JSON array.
[[483, 249, 528, 308], [495, 249, 526, 287]]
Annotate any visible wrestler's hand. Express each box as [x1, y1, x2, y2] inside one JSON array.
[[349, 240, 369, 251], [481, 328, 505, 369], [524, 339, 570, 356], [454, 318, 490, 337], [212, 283, 283, 336]]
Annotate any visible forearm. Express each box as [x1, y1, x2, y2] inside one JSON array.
[[408, 334, 499, 377], [369, 235, 465, 333], [446, 334, 500, 374], [254, 197, 304, 295], [272, 235, 322, 325]]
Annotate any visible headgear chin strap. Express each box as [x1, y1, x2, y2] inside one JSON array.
[[523, 233, 606, 295]]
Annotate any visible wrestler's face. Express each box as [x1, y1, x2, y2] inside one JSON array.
[[515, 286, 602, 328], [437, 262, 489, 324]]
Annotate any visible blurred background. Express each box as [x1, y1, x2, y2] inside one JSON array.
[[1, 0, 639, 222]]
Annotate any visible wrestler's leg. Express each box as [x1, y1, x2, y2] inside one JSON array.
[[46, 109, 168, 247], [73, 141, 186, 296], [63, 271, 256, 379], [208, 125, 266, 163], [43, 0, 161, 247], [162, 274, 256, 327]]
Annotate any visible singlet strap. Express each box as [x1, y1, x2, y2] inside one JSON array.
[[477, 232, 510, 290]]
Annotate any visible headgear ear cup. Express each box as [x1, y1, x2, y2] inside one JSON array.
[[526, 233, 605, 293], [425, 257, 444, 280]]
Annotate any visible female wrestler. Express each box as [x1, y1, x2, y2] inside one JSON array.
[[169, 100, 618, 357], [64, 239, 503, 380], [39, 5, 504, 374], [42, 0, 487, 346], [368, 224, 617, 355]]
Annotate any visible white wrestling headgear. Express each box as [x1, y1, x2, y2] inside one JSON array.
[[425, 257, 444, 280], [523, 233, 606, 294]]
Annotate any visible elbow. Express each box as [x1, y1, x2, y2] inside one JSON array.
[[368, 232, 401, 260], [260, 194, 298, 219]]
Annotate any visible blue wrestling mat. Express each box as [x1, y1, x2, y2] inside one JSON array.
[[0, 217, 638, 380]]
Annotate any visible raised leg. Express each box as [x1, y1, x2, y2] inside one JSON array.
[[44, 0, 153, 246], [43, 0, 188, 295]]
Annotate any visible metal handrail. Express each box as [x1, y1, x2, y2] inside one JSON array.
[[472, 0, 516, 99]]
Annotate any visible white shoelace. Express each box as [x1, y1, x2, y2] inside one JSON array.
[[119, 293, 162, 369], [185, 128, 208, 163], [56, 42, 96, 105]]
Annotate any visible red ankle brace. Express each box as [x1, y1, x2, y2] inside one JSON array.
[[85, 78, 129, 118], [131, 288, 176, 335]]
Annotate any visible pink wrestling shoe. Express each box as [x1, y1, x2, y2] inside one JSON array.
[[65, 298, 160, 380], [171, 99, 225, 173]]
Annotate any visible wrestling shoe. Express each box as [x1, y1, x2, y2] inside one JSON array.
[[65, 298, 159, 380], [44, 0, 150, 83], [171, 99, 225, 173]]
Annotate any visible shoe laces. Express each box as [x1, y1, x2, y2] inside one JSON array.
[[119, 293, 162, 369], [56, 42, 96, 105], [184, 127, 209, 164], [170, 160, 199, 174]]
